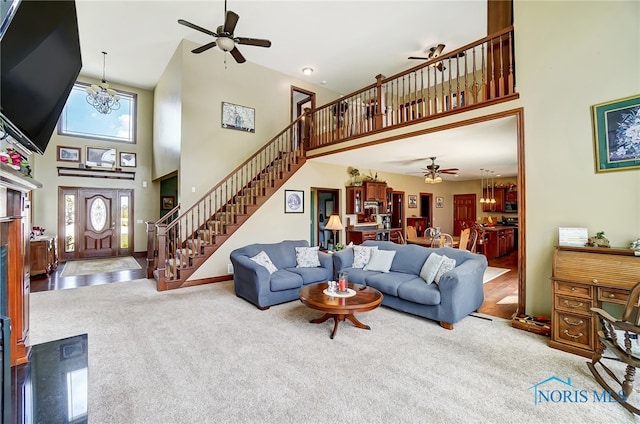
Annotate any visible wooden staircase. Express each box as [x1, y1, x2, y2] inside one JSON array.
[[146, 116, 307, 290]]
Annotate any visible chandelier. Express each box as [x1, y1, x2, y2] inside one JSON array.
[[86, 52, 121, 114], [424, 170, 442, 184]]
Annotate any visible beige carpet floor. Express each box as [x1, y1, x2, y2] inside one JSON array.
[[60, 256, 141, 277], [483, 266, 510, 284], [29, 279, 639, 423]]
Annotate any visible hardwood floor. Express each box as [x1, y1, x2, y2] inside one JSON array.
[[477, 250, 519, 320], [30, 256, 148, 293]]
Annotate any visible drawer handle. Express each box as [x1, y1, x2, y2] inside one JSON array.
[[563, 300, 584, 308], [570, 287, 576, 292], [563, 330, 584, 339], [592, 279, 598, 284], [563, 317, 583, 326], [608, 294, 616, 299]]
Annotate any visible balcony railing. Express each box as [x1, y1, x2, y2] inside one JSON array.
[[308, 26, 515, 149]]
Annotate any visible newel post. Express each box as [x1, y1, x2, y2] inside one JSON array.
[[145, 221, 156, 278], [374, 74, 386, 130], [302, 107, 312, 152], [155, 223, 167, 280]]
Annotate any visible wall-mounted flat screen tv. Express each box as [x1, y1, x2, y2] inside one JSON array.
[[0, 0, 82, 154]]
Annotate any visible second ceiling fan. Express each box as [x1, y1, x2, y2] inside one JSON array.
[[422, 157, 459, 183], [178, 0, 271, 64], [409, 44, 464, 72]]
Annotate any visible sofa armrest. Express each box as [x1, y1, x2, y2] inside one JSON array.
[[436, 256, 487, 323], [332, 248, 354, 274], [318, 251, 333, 273], [230, 254, 272, 301]]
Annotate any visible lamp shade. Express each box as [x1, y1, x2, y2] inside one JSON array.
[[325, 214, 344, 231]]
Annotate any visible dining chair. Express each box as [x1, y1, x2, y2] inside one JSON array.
[[424, 227, 437, 237], [467, 227, 479, 253], [406, 226, 418, 240], [458, 228, 470, 250]]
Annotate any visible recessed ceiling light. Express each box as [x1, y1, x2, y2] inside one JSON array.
[[321, 80, 327, 85], [302, 67, 313, 76]]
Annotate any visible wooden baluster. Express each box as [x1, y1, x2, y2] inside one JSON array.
[[508, 32, 514, 95], [499, 34, 505, 97], [146, 221, 156, 278]]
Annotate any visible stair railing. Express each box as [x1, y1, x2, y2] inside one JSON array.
[[146, 203, 180, 278], [152, 113, 308, 285]]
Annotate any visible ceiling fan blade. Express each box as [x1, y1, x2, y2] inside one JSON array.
[[223, 10, 239, 34], [432, 44, 445, 58], [236, 37, 272, 48], [178, 19, 218, 37], [229, 47, 246, 63], [440, 170, 459, 174], [408, 56, 430, 60], [436, 62, 446, 72], [191, 41, 217, 54]]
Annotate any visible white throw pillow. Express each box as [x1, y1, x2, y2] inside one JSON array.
[[352, 246, 378, 269], [295, 246, 321, 268], [420, 253, 444, 284], [434, 255, 456, 284], [363, 249, 396, 273], [249, 251, 278, 274]]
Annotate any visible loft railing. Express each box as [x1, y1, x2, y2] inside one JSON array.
[[307, 26, 515, 149], [147, 115, 307, 287]]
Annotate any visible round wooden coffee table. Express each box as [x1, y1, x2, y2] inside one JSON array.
[[299, 282, 383, 339]]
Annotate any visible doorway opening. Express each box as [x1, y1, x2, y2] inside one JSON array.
[[313, 188, 339, 249]]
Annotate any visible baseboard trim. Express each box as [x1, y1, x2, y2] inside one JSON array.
[[182, 274, 234, 288]]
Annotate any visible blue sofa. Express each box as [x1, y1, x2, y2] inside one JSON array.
[[230, 240, 333, 309], [332, 240, 487, 329]]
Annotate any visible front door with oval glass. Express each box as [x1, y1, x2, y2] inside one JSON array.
[[58, 187, 134, 260]]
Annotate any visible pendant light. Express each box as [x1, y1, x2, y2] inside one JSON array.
[[479, 169, 485, 203], [86, 52, 121, 114], [490, 171, 496, 204]]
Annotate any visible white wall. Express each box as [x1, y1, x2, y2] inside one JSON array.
[[31, 75, 157, 253]]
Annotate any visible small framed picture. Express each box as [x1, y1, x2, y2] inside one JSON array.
[[592, 94, 640, 173], [161, 196, 175, 210], [408, 195, 417, 208], [284, 190, 304, 213], [57, 146, 81, 162], [86, 146, 116, 168], [436, 196, 444, 208], [222, 101, 255, 133], [119, 152, 136, 167]]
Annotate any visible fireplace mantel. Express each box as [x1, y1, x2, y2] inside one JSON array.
[[0, 162, 42, 194]]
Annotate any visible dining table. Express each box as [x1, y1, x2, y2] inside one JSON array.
[[407, 235, 460, 248]]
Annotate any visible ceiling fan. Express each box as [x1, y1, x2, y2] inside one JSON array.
[[408, 44, 464, 72], [422, 157, 459, 183], [177, 0, 271, 63]]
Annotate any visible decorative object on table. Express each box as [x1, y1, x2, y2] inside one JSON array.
[[630, 239, 640, 251], [86, 52, 121, 114], [592, 94, 640, 173], [284, 189, 304, 213], [161, 196, 175, 210], [408, 195, 417, 208], [56, 146, 81, 162], [221, 102, 255, 132], [31, 226, 45, 238], [325, 214, 343, 247], [338, 271, 348, 292], [558, 227, 589, 247], [586, 231, 610, 248], [435, 196, 444, 208], [119, 152, 136, 167]]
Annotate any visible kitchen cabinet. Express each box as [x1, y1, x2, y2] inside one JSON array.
[[549, 246, 640, 358], [484, 226, 515, 259], [346, 230, 378, 245], [30, 236, 58, 276], [364, 182, 387, 202], [482, 188, 505, 212], [346, 186, 363, 214]]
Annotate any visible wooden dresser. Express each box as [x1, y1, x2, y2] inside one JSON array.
[[29, 236, 57, 276], [550, 245, 640, 358]]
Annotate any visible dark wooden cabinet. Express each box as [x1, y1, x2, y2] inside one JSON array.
[[484, 227, 515, 259], [346, 186, 364, 214], [406, 217, 428, 235], [346, 230, 377, 245], [389, 229, 402, 243], [364, 182, 387, 202], [482, 188, 505, 212], [30, 236, 57, 276]]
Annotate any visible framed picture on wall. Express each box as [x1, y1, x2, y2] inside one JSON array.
[[86, 147, 116, 168], [284, 190, 304, 213], [221, 102, 255, 133], [57, 145, 81, 162], [592, 94, 640, 173], [119, 152, 136, 167], [436, 196, 444, 208], [408, 195, 417, 208], [161, 196, 175, 210]]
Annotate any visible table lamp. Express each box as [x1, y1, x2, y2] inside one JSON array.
[[325, 214, 344, 249]]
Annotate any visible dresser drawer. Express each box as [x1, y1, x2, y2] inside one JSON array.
[[554, 312, 592, 350], [555, 294, 592, 314], [554, 281, 592, 298], [597, 287, 629, 305]]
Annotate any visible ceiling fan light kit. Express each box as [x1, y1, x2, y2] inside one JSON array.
[[302, 67, 314, 76], [422, 157, 457, 184]]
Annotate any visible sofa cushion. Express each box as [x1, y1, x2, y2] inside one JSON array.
[[295, 246, 321, 268], [249, 251, 277, 274], [286, 266, 332, 285], [397, 278, 442, 305], [434, 255, 456, 284], [269, 269, 303, 291], [364, 249, 396, 272], [366, 271, 416, 296], [337, 267, 380, 285], [353, 245, 378, 269], [419, 252, 444, 284]]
